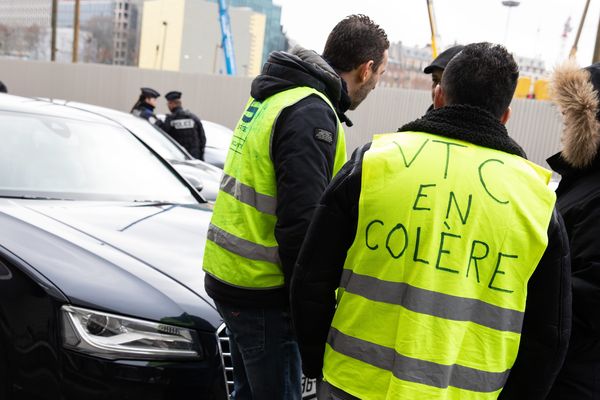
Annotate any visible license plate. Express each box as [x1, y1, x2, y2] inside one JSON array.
[[302, 376, 317, 399]]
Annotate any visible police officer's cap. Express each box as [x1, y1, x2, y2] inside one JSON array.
[[140, 87, 160, 98], [165, 91, 182, 101], [423, 45, 465, 74]]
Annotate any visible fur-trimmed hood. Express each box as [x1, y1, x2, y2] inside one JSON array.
[[550, 61, 600, 168]]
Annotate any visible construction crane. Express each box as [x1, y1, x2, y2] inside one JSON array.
[[218, 0, 237, 75], [426, 0, 439, 58], [559, 16, 573, 62], [570, 0, 592, 59]]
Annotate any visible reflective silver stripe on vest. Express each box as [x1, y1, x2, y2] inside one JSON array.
[[207, 224, 280, 264], [340, 269, 524, 333], [220, 174, 277, 216], [328, 327, 510, 393]]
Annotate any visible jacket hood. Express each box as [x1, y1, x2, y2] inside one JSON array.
[[250, 46, 351, 119], [550, 61, 600, 169]]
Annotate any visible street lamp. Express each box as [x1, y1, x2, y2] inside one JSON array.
[[160, 21, 168, 70], [502, 1, 521, 46]]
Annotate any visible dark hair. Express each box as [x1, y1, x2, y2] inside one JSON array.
[[0, 81, 6, 93], [130, 94, 146, 113], [322, 14, 389, 73], [441, 42, 519, 118]]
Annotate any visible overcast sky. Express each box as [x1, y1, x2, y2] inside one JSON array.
[[275, 0, 600, 70]]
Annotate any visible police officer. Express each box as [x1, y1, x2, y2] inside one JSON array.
[[162, 91, 206, 160], [203, 15, 389, 400], [131, 87, 160, 124], [291, 42, 571, 400]]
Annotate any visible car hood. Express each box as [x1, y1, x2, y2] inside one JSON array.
[[0, 199, 219, 328]]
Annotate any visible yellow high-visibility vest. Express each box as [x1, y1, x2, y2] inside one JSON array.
[[203, 86, 347, 289], [323, 131, 555, 400]]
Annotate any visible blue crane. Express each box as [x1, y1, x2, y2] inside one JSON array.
[[218, 0, 237, 75]]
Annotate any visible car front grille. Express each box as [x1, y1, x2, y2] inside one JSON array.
[[217, 323, 234, 398]]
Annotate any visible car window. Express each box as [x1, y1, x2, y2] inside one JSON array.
[[0, 111, 196, 203]]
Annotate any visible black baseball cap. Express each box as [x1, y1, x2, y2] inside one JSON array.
[[424, 45, 465, 74]]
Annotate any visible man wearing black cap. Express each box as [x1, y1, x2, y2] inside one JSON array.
[[424, 45, 464, 102], [131, 87, 161, 124], [162, 91, 206, 160]]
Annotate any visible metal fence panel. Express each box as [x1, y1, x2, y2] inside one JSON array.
[[0, 59, 563, 168]]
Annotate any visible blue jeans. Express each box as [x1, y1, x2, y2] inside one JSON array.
[[215, 302, 302, 400]]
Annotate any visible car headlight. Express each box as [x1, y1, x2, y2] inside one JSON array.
[[61, 305, 202, 360]]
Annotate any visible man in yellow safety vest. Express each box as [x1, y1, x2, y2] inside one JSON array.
[[203, 15, 389, 400], [291, 42, 572, 400]]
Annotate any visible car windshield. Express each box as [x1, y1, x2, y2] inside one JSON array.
[[0, 111, 196, 203]]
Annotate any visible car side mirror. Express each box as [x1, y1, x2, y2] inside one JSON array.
[[184, 175, 204, 193]]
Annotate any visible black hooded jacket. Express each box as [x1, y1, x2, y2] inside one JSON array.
[[291, 106, 571, 399], [546, 62, 600, 400], [205, 47, 352, 309]]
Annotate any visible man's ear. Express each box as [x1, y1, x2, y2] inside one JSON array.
[[500, 106, 512, 125], [358, 60, 374, 82], [433, 85, 445, 109]]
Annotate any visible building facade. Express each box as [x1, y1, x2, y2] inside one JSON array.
[[209, 0, 287, 64], [0, 0, 51, 59], [380, 42, 433, 90], [139, 0, 266, 77], [0, 0, 142, 65], [58, 0, 143, 65]]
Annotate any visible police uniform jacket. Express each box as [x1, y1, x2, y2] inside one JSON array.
[[131, 103, 159, 123], [291, 105, 572, 399], [163, 107, 206, 160]]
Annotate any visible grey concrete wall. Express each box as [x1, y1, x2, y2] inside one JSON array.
[[0, 58, 563, 168]]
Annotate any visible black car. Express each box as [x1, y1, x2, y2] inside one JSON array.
[[0, 94, 232, 399], [0, 94, 316, 399]]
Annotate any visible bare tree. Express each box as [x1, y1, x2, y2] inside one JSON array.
[[84, 16, 114, 64], [24, 24, 42, 59]]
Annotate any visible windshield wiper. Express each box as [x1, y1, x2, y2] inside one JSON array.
[[0, 195, 71, 201], [131, 200, 177, 206]]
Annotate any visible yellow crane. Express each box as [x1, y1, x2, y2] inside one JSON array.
[[426, 0, 439, 58]]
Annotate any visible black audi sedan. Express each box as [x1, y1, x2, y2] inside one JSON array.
[[0, 94, 231, 399]]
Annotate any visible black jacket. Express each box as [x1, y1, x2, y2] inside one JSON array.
[[163, 106, 206, 160], [291, 106, 572, 399], [547, 153, 600, 399], [205, 46, 352, 309], [546, 62, 600, 399]]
